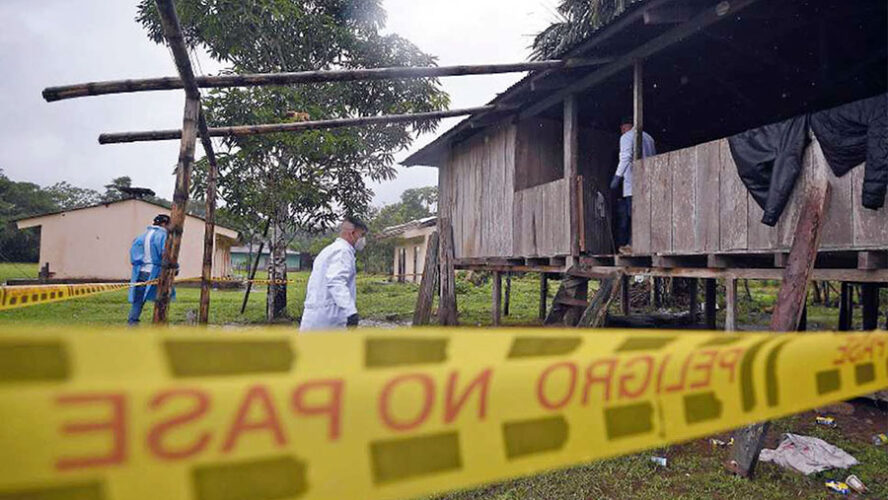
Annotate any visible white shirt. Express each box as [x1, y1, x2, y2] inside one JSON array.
[[299, 238, 357, 331], [616, 129, 656, 197]]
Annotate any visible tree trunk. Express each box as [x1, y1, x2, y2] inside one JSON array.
[[266, 218, 288, 321]]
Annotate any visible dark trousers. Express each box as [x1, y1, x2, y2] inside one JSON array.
[[128, 271, 151, 325], [616, 196, 632, 248]]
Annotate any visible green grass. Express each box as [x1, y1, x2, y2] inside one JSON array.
[[433, 411, 888, 500], [0, 265, 559, 326]]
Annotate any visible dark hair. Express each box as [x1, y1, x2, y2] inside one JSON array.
[[153, 214, 171, 226], [345, 215, 368, 232], [621, 116, 634, 126]]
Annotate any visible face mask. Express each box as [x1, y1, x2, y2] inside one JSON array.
[[354, 236, 367, 252]]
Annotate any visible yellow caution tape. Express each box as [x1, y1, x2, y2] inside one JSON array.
[[0, 276, 305, 312], [0, 282, 151, 312], [0, 327, 885, 500]]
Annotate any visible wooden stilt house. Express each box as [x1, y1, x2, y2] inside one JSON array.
[[404, 0, 887, 327]]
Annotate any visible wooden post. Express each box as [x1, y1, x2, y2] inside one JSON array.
[[151, 0, 203, 323], [633, 60, 644, 160], [704, 278, 717, 329], [688, 278, 699, 323], [43, 59, 612, 102], [539, 273, 549, 320], [197, 111, 218, 325], [99, 106, 499, 144], [621, 275, 631, 315], [730, 173, 831, 478], [413, 231, 439, 326], [154, 97, 199, 323], [578, 276, 622, 327], [240, 221, 270, 315], [564, 94, 580, 257], [504, 273, 512, 316], [438, 217, 458, 326], [492, 271, 502, 326], [861, 283, 879, 330], [838, 282, 852, 330], [725, 277, 737, 331], [769, 174, 831, 332]]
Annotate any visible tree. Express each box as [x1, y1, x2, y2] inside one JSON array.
[[531, 0, 628, 60], [0, 170, 58, 262], [44, 182, 102, 210], [103, 176, 133, 202], [138, 0, 449, 320]]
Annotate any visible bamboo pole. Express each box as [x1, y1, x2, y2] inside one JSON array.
[[42, 59, 611, 102], [197, 111, 218, 325], [152, 0, 201, 323], [99, 105, 500, 144]]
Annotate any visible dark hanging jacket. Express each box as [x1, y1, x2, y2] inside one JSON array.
[[810, 93, 887, 210], [728, 116, 810, 226]]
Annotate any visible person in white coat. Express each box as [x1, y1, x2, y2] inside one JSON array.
[[299, 217, 368, 331]]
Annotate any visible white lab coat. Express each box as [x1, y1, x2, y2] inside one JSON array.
[[299, 238, 358, 331]]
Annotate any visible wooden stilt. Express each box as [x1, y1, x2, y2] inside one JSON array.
[[504, 272, 512, 316], [688, 278, 699, 324], [838, 282, 852, 330], [730, 171, 831, 478], [413, 231, 439, 326], [861, 283, 879, 330], [621, 275, 631, 315], [438, 217, 458, 326], [545, 276, 589, 326], [578, 276, 622, 327], [539, 273, 549, 320], [704, 278, 717, 329], [725, 277, 737, 331], [492, 271, 502, 326]]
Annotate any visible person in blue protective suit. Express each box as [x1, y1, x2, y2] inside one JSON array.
[[300, 216, 368, 331], [128, 214, 174, 325]]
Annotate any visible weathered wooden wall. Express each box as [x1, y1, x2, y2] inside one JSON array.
[[514, 118, 563, 191], [513, 178, 571, 257], [445, 123, 516, 259], [633, 138, 888, 255]]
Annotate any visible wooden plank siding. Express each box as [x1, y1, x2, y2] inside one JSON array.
[[632, 157, 651, 254], [650, 152, 673, 252], [513, 179, 571, 256], [719, 139, 748, 251], [634, 137, 888, 255], [446, 123, 515, 259]]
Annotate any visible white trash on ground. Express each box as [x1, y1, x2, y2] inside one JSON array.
[[759, 433, 858, 475]]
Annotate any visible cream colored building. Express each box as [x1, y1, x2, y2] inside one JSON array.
[[16, 198, 239, 280], [380, 216, 436, 283]]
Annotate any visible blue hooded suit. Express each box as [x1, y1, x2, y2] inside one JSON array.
[[129, 225, 174, 302]]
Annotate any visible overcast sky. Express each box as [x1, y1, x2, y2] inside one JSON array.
[[0, 0, 557, 206]]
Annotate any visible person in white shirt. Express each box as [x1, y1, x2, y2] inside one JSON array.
[[611, 117, 656, 252], [299, 217, 368, 331]]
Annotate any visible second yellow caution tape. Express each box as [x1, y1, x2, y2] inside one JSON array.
[[0, 327, 885, 500]]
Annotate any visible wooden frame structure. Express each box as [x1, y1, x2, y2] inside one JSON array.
[[42, 1, 622, 324]]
